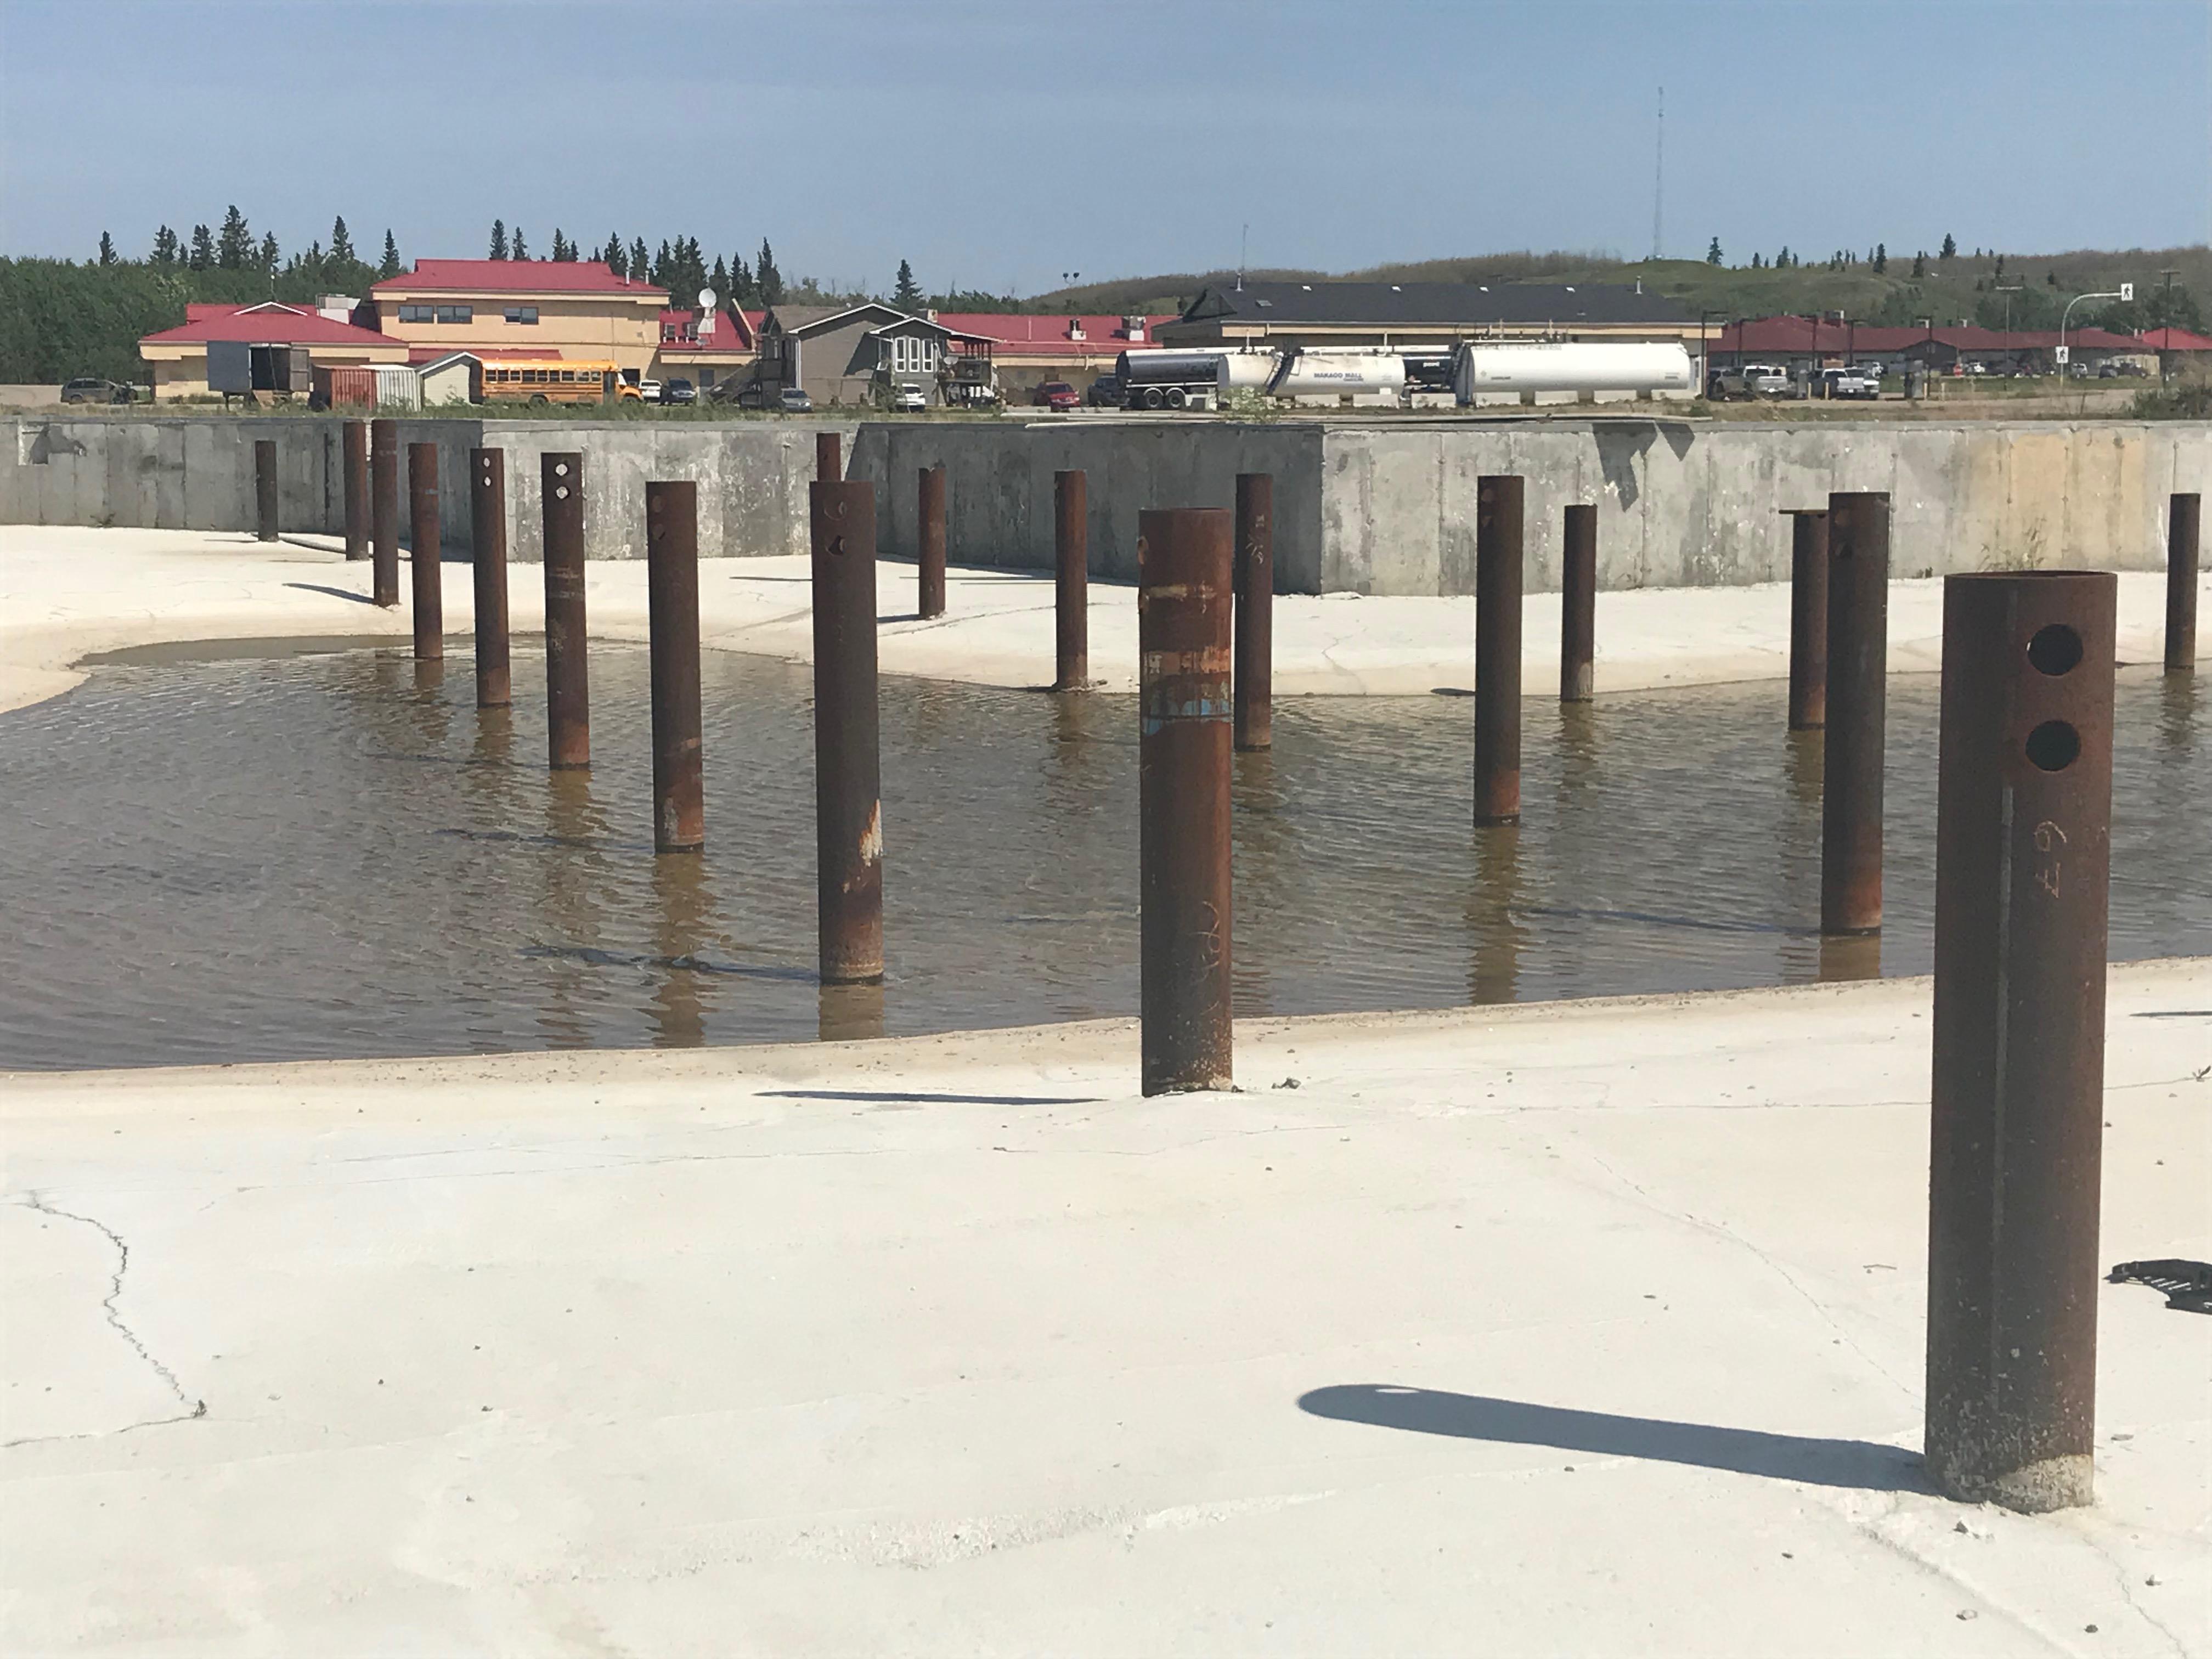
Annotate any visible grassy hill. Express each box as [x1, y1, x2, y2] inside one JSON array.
[[1030, 246, 2211, 335]]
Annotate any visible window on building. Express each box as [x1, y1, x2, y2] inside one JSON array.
[[505, 306, 538, 324], [435, 304, 472, 324], [397, 304, 433, 323]]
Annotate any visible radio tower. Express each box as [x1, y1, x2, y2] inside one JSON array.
[[1651, 86, 1664, 261]]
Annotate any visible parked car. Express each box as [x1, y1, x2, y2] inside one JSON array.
[[61, 377, 129, 404], [1032, 380, 1080, 411], [1816, 365, 1881, 400], [636, 379, 665, 403], [1086, 374, 1124, 408], [777, 387, 813, 414], [1710, 363, 1790, 399], [663, 377, 695, 404], [890, 382, 928, 412]]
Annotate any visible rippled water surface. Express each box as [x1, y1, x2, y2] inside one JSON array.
[[1, 644, 2204, 1070]]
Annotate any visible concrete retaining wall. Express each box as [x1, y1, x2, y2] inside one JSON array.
[[8, 414, 2206, 594]]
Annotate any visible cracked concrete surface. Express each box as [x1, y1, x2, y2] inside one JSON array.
[[5, 524, 2200, 714], [3, 963, 2207, 1654]]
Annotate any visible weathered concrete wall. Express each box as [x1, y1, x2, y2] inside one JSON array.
[[1319, 420, 2212, 594], [8, 414, 2207, 594], [851, 422, 1328, 589]]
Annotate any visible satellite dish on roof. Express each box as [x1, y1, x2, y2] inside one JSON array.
[[698, 287, 717, 311]]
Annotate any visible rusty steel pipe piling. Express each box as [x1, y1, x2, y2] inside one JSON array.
[[407, 442, 442, 661], [370, 419, 400, 607], [253, 439, 279, 541], [1786, 509, 1832, 730], [469, 448, 510, 709], [1234, 473, 1274, 750], [1820, 492, 1889, 934], [1560, 503, 1596, 704], [1926, 569, 2117, 1514], [646, 481, 706, 853], [2168, 492, 2200, 673], [541, 452, 590, 770], [1474, 476, 1525, 826], [1053, 469, 1089, 690], [1138, 507, 1235, 1095], [815, 430, 841, 483], [811, 481, 884, 984], [342, 420, 369, 561], [918, 463, 947, 619]]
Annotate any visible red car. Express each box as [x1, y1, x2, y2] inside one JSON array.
[[1032, 380, 1079, 411]]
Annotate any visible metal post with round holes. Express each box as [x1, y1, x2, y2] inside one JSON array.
[[646, 481, 706, 853], [1926, 569, 2116, 1515], [541, 452, 590, 770], [1474, 475, 1525, 826], [816, 430, 840, 483], [1053, 469, 1088, 690], [370, 418, 400, 607], [1138, 506, 1235, 1095], [2168, 492, 2200, 673], [1234, 472, 1274, 749], [811, 480, 884, 984], [469, 448, 510, 709], [918, 462, 947, 619], [253, 438, 279, 541], [1560, 503, 1596, 704], [1786, 508, 1831, 730], [343, 420, 370, 561], [1820, 491, 1889, 934], [407, 442, 442, 661]]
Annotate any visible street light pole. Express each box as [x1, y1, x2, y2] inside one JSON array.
[[2059, 286, 2132, 381]]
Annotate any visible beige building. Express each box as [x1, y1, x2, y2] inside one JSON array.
[[363, 259, 669, 376], [138, 302, 408, 400]]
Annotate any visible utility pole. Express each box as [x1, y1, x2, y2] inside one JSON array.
[[1651, 87, 1664, 261]]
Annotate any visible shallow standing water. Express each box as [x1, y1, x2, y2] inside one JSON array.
[[1, 643, 2204, 1071]]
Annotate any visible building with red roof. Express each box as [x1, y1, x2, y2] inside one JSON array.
[[364, 259, 669, 377], [1703, 315, 2157, 377], [138, 301, 409, 400], [653, 306, 760, 391], [927, 312, 1172, 400]]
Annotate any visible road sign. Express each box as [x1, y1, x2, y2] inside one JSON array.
[[2055, 346, 2070, 365], [2119, 283, 2134, 303]]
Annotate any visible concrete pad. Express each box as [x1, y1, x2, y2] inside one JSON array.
[[3, 963, 2207, 1653], [3, 524, 2202, 715]]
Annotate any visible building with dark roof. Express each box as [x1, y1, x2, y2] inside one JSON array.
[[1158, 281, 1698, 349]]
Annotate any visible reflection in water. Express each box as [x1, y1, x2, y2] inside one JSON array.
[[1785, 726, 1824, 807], [412, 658, 445, 697], [1468, 824, 1524, 1005], [1, 647, 2203, 1071], [648, 851, 716, 1047], [1817, 931, 1883, 983], [819, 980, 886, 1043]]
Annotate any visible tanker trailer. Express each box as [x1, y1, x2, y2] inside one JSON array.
[[1254, 348, 1408, 403], [1116, 349, 1228, 410], [1452, 340, 1695, 404]]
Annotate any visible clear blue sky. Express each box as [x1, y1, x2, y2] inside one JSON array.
[[4, 0, 2206, 293]]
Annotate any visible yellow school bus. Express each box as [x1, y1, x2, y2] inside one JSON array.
[[481, 358, 642, 406]]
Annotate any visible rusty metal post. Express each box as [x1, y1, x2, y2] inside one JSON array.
[[646, 481, 706, 853], [541, 452, 590, 770], [1820, 492, 1888, 934], [1474, 475, 1524, 826], [252, 438, 278, 541], [343, 420, 369, 561], [407, 442, 442, 661], [811, 480, 884, 983], [1926, 569, 2117, 1514], [1560, 503, 1596, 703], [2168, 492, 2200, 673], [816, 430, 840, 483], [1786, 509, 1831, 730], [1138, 507, 1234, 1095], [1054, 469, 1088, 690], [1234, 472, 1274, 749], [469, 448, 510, 709], [370, 418, 399, 607], [918, 462, 947, 619]]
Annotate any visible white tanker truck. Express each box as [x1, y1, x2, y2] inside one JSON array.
[[1116, 340, 1696, 410]]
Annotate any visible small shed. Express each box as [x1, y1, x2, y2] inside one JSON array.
[[417, 352, 482, 407]]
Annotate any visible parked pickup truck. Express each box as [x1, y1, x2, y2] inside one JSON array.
[[1816, 365, 1882, 400], [1710, 363, 1792, 399]]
